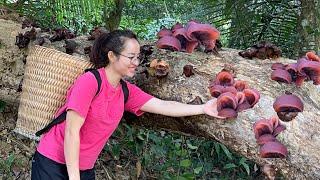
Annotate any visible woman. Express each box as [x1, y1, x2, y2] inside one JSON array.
[[31, 30, 224, 180]]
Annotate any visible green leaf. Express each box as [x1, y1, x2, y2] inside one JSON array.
[[181, 173, 195, 180], [239, 157, 246, 164], [193, 166, 203, 174], [137, 134, 145, 141], [214, 143, 220, 159], [241, 162, 250, 175], [180, 159, 191, 168], [223, 163, 237, 169], [220, 144, 233, 160], [187, 143, 198, 150]]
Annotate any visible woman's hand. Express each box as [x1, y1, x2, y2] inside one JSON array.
[[203, 98, 226, 119]]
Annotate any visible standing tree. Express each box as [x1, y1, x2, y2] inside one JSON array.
[[296, 0, 320, 56], [103, 0, 126, 31]]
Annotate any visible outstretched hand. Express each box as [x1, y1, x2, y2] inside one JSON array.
[[203, 98, 226, 119]]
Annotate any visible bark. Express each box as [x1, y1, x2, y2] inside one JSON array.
[[103, 0, 125, 31], [296, 0, 320, 56], [1, 19, 320, 179]]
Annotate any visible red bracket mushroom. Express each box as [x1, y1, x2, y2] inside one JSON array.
[[217, 92, 238, 118], [155, 20, 220, 54], [306, 51, 320, 62], [156, 35, 181, 52], [208, 70, 260, 118], [273, 93, 304, 122], [239, 41, 282, 60], [253, 117, 288, 158], [271, 53, 320, 86]]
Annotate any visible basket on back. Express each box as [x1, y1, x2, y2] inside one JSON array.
[[14, 45, 94, 140]]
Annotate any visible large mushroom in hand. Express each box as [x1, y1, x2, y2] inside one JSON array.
[[273, 93, 304, 122], [216, 92, 238, 118], [208, 70, 260, 118]]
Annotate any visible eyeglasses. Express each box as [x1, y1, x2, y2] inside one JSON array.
[[113, 51, 141, 64]]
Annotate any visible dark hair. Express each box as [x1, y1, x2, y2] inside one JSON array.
[[90, 30, 138, 68]]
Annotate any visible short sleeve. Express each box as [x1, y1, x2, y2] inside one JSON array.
[[65, 72, 98, 119], [124, 82, 154, 116]]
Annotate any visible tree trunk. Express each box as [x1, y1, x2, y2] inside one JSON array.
[[103, 0, 125, 31], [1, 19, 320, 179], [296, 0, 320, 56]]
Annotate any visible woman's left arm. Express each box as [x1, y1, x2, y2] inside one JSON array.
[[140, 97, 224, 119]]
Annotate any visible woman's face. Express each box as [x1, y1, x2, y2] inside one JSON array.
[[110, 38, 140, 78]]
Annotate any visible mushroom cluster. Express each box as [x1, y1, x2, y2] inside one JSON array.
[[253, 117, 288, 158], [273, 93, 304, 122], [156, 20, 220, 53], [15, 27, 37, 48], [239, 41, 282, 60], [208, 70, 260, 118], [49, 28, 76, 42], [271, 51, 320, 86]]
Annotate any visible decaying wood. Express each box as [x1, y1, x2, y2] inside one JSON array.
[[1, 18, 320, 179], [129, 48, 320, 179]]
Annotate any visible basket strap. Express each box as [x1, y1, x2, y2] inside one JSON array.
[[35, 111, 67, 136], [35, 69, 102, 136]]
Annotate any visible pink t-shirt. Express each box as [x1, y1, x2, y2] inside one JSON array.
[[37, 67, 153, 170]]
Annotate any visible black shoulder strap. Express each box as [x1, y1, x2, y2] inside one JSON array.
[[85, 68, 102, 96], [36, 69, 103, 137], [120, 79, 129, 104]]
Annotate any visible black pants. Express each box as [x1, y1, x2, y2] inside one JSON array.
[[31, 151, 95, 180]]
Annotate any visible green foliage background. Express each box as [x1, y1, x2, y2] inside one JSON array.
[[1, 0, 318, 58]]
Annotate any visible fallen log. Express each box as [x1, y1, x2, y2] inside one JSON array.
[[129, 47, 320, 179], [1, 18, 320, 179]]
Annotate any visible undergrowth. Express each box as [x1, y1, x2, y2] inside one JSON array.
[[104, 123, 261, 179]]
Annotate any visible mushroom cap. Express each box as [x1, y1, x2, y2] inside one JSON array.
[[156, 36, 181, 51], [173, 28, 199, 53], [273, 94, 304, 113], [183, 65, 194, 77], [157, 28, 173, 38], [259, 141, 288, 158], [185, 21, 220, 51], [306, 51, 320, 62], [253, 119, 274, 139], [208, 84, 237, 98], [297, 58, 320, 85], [214, 71, 235, 86], [234, 80, 249, 91], [271, 69, 293, 84], [273, 123, 286, 136], [271, 63, 285, 70], [217, 92, 238, 111], [218, 108, 238, 118], [243, 88, 260, 107], [186, 21, 220, 40], [257, 134, 277, 145], [171, 22, 184, 31]]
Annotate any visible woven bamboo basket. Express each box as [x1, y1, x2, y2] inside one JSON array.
[[14, 45, 94, 140]]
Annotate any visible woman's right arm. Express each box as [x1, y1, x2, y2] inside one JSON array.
[[64, 110, 85, 180]]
